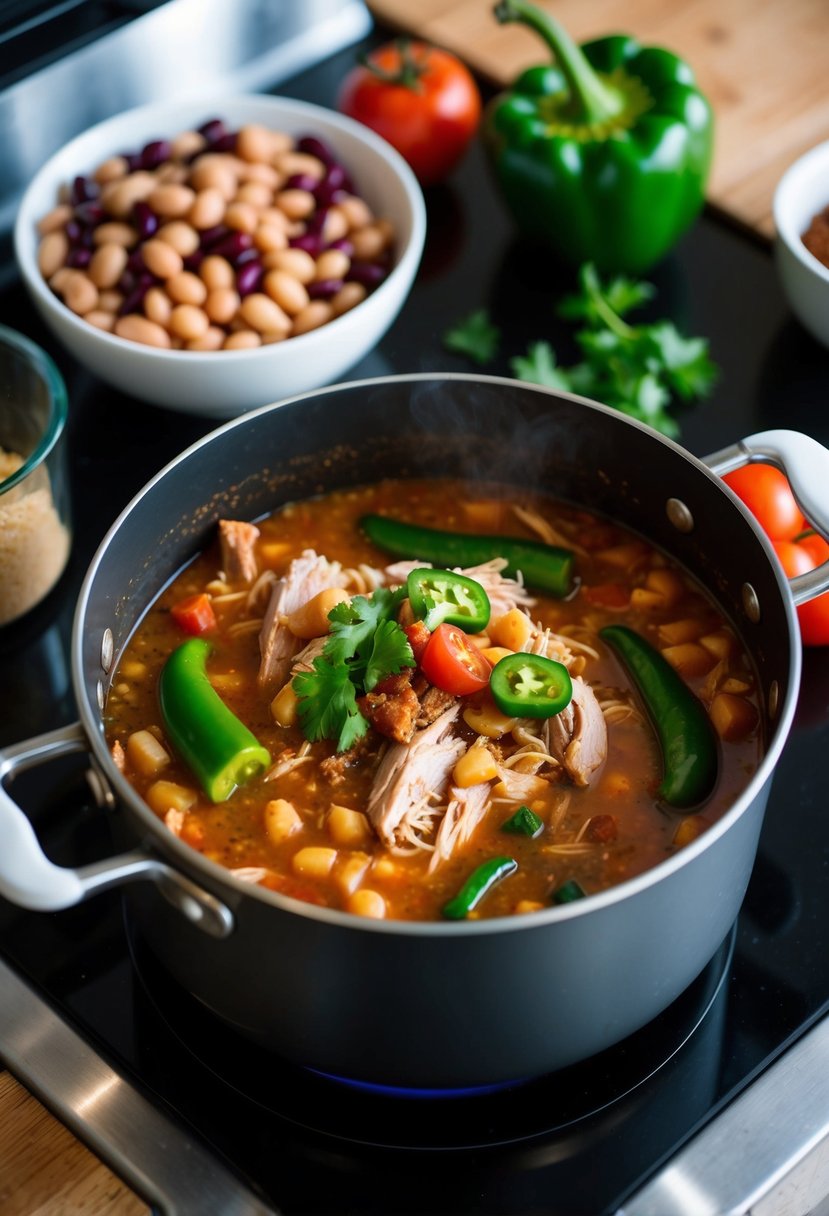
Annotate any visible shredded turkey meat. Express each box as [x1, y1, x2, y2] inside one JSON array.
[[545, 675, 608, 787], [218, 519, 260, 585], [429, 781, 491, 873], [366, 704, 466, 852], [257, 550, 345, 695], [383, 558, 535, 618]]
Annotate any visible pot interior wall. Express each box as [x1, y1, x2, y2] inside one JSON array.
[[77, 376, 795, 754]]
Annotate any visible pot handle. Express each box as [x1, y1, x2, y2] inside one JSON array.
[[704, 428, 829, 605], [0, 723, 234, 938]]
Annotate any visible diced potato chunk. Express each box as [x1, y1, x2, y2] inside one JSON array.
[[292, 846, 337, 878], [347, 888, 386, 918], [514, 900, 545, 915], [120, 659, 148, 681], [481, 646, 513, 665], [630, 588, 666, 611], [333, 852, 371, 896], [661, 642, 716, 678], [599, 770, 631, 798], [270, 682, 299, 727], [700, 630, 738, 661], [646, 568, 685, 608], [673, 816, 705, 847], [658, 618, 706, 646], [461, 500, 504, 529], [126, 729, 170, 777], [463, 701, 518, 739], [372, 857, 399, 880], [488, 608, 533, 652], [597, 542, 650, 569], [264, 798, 302, 844], [146, 780, 197, 815], [721, 677, 751, 695], [453, 744, 499, 788], [709, 693, 759, 741], [259, 541, 291, 567], [327, 804, 371, 846]]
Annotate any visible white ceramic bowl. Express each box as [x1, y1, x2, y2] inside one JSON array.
[[773, 139, 829, 350], [14, 94, 426, 418]]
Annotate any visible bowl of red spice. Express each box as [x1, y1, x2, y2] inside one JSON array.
[[773, 139, 829, 349]]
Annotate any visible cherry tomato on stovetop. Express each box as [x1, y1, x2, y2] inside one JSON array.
[[419, 623, 491, 695], [773, 539, 829, 647], [337, 39, 482, 186], [722, 463, 806, 540]]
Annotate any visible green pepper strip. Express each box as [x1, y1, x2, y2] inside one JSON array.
[[362, 515, 575, 599], [554, 878, 586, 904], [490, 652, 573, 719], [501, 804, 544, 837], [406, 567, 491, 633], [599, 624, 718, 810], [441, 857, 518, 920], [159, 638, 271, 803]]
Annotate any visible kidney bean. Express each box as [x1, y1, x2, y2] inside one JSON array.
[[327, 237, 354, 257], [236, 259, 264, 297], [65, 219, 92, 248], [346, 261, 388, 288], [198, 223, 231, 249], [285, 173, 319, 193], [70, 175, 99, 206], [210, 231, 253, 261], [211, 132, 238, 154], [133, 200, 159, 240], [66, 247, 92, 268], [140, 139, 172, 170], [118, 273, 155, 315], [306, 278, 343, 299], [126, 248, 145, 275], [296, 135, 336, 166], [183, 250, 205, 273], [288, 232, 322, 257], [198, 118, 227, 144]]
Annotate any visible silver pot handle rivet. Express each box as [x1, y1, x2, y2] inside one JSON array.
[[742, 583, 761, 623], [100, 628, 114, 672], [768, 680, 780, 720], [666, 498, 694, 533]]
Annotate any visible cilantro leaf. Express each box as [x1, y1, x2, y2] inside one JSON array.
[[510, 341, 572, 390], [364, 618, 415, 691], [293, 658, 369, 753], [292, 585, 414, 752], [443, 309, 500, 364]]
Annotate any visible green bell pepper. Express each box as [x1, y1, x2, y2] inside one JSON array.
[[159, 638, 271, 803], [485, 0, 714, 274]]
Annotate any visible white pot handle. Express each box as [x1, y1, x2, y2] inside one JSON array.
[[705, 429, 829, 605], [0, 724, 233, 937]]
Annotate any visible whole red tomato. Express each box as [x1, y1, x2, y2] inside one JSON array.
[[337, 40, 482, 186], [773, 539, 829, 647], [722, 464, 806, 540]]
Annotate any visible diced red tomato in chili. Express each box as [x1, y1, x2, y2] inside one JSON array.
[[583, 583, 630, 610], [405, 619, 432, 662], [170, 592, 216, 635], [419, 623, 491, 696]]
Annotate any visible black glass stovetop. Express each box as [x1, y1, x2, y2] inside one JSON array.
[[1, 30, 829, 1216]]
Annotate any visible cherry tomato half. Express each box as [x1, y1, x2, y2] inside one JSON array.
[[722, 464, 806, 540], [773, 540, 829, 647], [419, 623, 491, 695], [337, 40, 482, 186]]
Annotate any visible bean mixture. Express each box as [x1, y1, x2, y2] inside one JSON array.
[[104, 479, 764, 922], [36, 118, 395, 350]]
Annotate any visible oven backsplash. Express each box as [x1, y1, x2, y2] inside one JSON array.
[[0, 0, 371, 233]]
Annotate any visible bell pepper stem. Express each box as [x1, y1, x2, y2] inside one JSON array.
[[493, 0, 626, 126]]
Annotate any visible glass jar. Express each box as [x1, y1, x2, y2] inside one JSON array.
[[0, 325, 72, 625]]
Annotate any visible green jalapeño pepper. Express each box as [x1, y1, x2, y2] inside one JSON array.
[[485, 0, 714, 274], [361, 514, 575, 598], [442, 857, 518, 919], [159, 638, 271, 803], [600, 624, 717, 809], [489, 652, 572, 719], [406, 567, 491, 633]]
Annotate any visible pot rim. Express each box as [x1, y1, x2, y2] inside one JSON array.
[[73, 372, 802, 936]]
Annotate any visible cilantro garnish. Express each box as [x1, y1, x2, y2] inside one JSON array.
[[443, 308, 500, 364], [292, 586, 414, 752], [443, 263, 717, 437]]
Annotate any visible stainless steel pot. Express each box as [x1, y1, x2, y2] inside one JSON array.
[[3, 374, 829, 1088]]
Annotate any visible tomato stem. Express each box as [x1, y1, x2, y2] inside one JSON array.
[[359, 38, 426, 91]]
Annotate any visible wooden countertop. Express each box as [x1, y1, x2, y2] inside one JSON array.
[[368, 0, 829, 239], [0, 1072, 146, 1214]]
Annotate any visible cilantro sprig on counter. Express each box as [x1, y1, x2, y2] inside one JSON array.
[[443, 263, 717, 437], [443, 308, 501, 364], [292, 587, 414, 753]]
